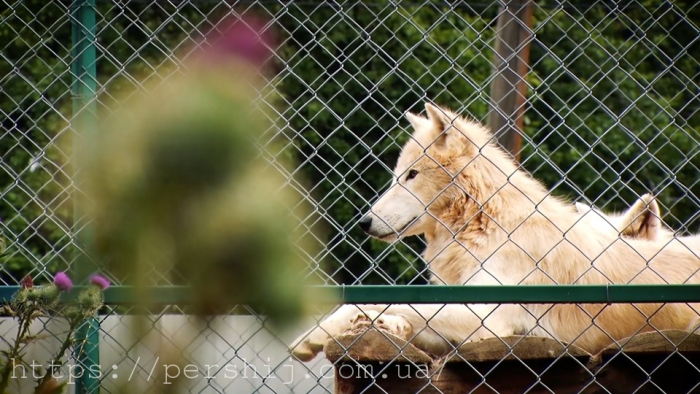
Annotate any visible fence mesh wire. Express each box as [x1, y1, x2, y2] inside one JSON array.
[[2, 0, 700, 393]]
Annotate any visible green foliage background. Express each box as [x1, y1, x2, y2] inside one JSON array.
[[1, 1, 699, 286]]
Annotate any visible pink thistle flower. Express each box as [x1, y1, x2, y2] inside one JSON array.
[[198, 15, 279, 75], [89, 274, 110, 290], [21, 274, 33, 289], [53, 272, 73, 292]]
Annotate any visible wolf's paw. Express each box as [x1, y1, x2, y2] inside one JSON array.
[[290, 327, 330, 362], [350, 310, 412, 339]]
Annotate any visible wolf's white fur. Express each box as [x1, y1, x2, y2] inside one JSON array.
[[290, 103, 700, 362], [574, 195, 673, 240], [575, 197, 700, 257]]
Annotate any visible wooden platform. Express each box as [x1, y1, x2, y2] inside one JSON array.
[[323, 330, 700, 393]]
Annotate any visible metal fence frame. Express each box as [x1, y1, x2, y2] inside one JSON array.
[[3, 0, 700, 393]]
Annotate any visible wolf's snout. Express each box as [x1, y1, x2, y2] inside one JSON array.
[[358, 216, 372, 233]]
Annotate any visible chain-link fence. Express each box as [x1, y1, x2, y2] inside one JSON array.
[[2, 0, 700, 393]]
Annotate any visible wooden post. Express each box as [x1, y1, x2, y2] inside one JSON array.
[[487, 0, 534, 163]]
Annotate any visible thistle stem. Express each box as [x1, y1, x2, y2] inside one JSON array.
[[0, 304, 38, 393], [35, 318, 81, 392]]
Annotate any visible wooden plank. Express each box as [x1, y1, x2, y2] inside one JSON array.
[[324, 329, 432, 364], [325, 330, 700, 393], [597, 329, 700, 356], [487, 0, 534, 162], [331, 354, 593, 394], [586, 330, 700, 393], [453, 335, 589, 363]]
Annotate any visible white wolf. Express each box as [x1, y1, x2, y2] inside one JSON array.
[[291, 103, 700, 362]]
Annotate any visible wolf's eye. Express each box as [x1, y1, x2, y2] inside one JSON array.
[[406, 169, 419, 181]]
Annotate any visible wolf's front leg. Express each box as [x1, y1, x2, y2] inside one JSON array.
[[351, 304, 530, 355], [290, 304, 388, 361], [290, 303, 527, 361]]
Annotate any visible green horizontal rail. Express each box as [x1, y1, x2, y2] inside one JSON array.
[[2, 284, 700, 306]]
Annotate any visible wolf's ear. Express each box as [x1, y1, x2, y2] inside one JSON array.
[[575, 202, 592, 213], [424, 102, 459, 150], [405, 112, 429, 131], [423, 102, 482, 154], [644, 193, 662, 218], [425, 103, 454, 134], [619, 193, 662, 240]]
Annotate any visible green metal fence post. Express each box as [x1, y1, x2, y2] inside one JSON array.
[[71, 1, 99, 393]]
